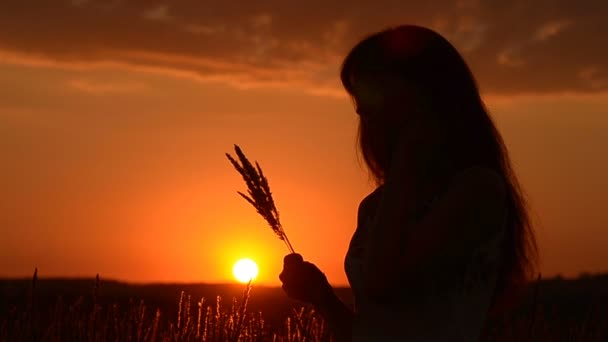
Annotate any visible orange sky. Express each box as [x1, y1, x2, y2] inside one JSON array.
[[1, 1, 607, 286]]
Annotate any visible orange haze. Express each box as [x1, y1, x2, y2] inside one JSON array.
[[1, 1, 608, 285]]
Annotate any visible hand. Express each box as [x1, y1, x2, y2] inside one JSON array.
[[279, 253, 334, 306]]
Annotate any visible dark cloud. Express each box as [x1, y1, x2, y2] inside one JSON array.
[[0, 0, 606, 95]]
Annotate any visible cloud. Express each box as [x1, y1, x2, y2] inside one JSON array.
[[578, 66, 607, 90], [142, 4, 173, 22], [68, 79, 147, 94], [0, 0, 606, 95], [497, 46, 527, 67], [533, 19, 571, 42]]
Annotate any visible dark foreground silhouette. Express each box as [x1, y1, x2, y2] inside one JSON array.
[[1, 273, 607, 341]]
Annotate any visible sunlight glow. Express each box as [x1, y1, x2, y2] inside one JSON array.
[[232, 258, 259, 283]]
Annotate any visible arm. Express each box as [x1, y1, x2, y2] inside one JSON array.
[[362, 146, 507, 293], [314, 290, 353, 342]]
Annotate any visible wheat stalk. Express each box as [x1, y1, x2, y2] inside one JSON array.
[[226, 144, 295, 253]]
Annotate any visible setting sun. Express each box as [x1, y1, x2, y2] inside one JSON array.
[[232, 258, 259, 283]]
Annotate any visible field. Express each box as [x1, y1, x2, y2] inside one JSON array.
[[1, 272, 607, 341]]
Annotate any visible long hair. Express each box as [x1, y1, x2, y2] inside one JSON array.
[[340, 25, 539, 314]]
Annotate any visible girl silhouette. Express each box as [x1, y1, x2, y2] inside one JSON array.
[[279, 25, 538, 341]]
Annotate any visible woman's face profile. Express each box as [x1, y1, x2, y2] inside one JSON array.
[[351, 73, 444, 147], [351, 73, 425, 126]]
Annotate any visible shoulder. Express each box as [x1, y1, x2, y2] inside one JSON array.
[[357, 186, 384, 218]]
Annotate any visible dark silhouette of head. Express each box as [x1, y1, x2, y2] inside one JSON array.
[[340, 25, 539, 315]]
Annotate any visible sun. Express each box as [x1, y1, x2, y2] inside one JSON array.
[[232, 258, 259, 283]]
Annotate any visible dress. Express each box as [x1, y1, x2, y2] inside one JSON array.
[[344, 167, 508, 341]]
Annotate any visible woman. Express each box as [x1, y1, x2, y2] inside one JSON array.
[[279, 25, 538, 341]]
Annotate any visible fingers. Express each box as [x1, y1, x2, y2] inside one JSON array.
[[279, 257, 298, 287], [279, 253, 331, 303], [283, 253, 303, 265], [280, 256, 309, 301], [279, 254, 301, 283], [280, 268, 300, 300], [279, 262, 303, 286], [280, 262, 325, 288]]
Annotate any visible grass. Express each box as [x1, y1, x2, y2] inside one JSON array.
[[0, 270, 330, 342], [1, 270, 607, 341]]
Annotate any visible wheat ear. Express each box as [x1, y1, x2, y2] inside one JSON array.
[[226, 144, 295, 253]]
